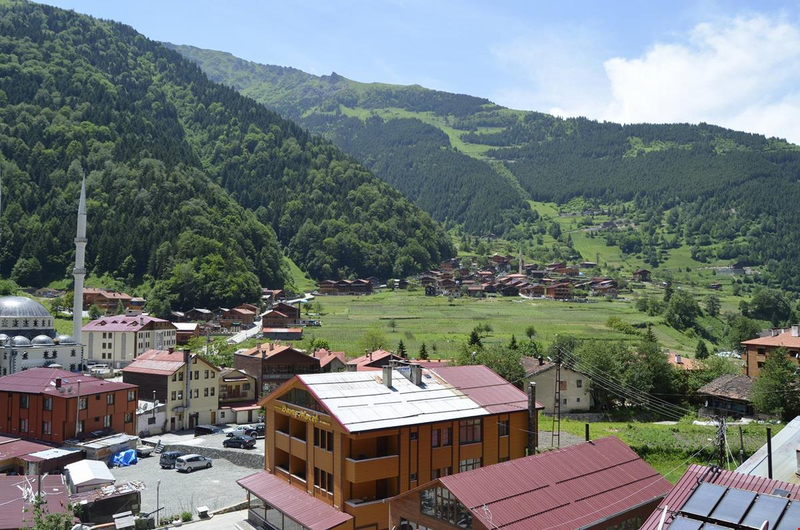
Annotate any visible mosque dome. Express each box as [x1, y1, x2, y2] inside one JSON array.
[[0, 334, 8, 343], [0, 296, 52, 319], [11, 336, 32, 347], [32, 335, 55, 346], [54, 334, 77, 345]]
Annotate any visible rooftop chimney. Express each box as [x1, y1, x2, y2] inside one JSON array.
[[382, 366, 393, 388], [792, 325, 799, 338], [675, 354, 682, 364], [409, 364, 422, 385], [368, 351, 373, 361], [168, 347, 174, 354], [538, 356, 544, 366], [55, 378, 62, 389]]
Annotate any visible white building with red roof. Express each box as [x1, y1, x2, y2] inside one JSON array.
[[82, 315, 177, 369]]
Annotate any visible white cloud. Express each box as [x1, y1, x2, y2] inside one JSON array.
[[493, 15, 800, 143]]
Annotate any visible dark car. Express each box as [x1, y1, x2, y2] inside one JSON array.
[[223, 435, 256, 449], [159, 451, 183, 469], [194, 424, 224, 437]]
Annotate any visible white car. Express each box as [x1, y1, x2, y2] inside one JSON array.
[[226, 425, 254, 437], [175, 454, 212, 473]]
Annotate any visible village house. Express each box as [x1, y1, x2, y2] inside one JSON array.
[[218, 306, 257, 330], [740, 325, 800, 377], [262, 327, 303, 341], [121, 348, 220, 431], [311, 349, 347, 372], [632, 269, 651, 282], [173, 322, 199, 345], [389, 436, 670, 530], [218, 368, 260, 424], [519, 284, 545, 297], [697, 374, 754, 418], [667, 352, 701, 371], [591, 279, 618, 297], [261, 289, 286, 305], [234, 342, 320, 397], [346, 349, 405, 371], [82, 315, 177, 369], [523, 357, 592, 413], [185, 308, 213, 322], [317, 280, 373, 296], [0, 368, 137, 443], [545, 282, 572, 300], [261, 302, 302, 328], [82, 288, 136, 314], [237, 363, 541, 530]]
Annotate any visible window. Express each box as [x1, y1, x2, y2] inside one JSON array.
[[124, 412, 133, 423], [577, 398, 581, 403], [204, 370, 209, 379], [193, 389, 199, 398], [243, 383, 251, 390], [103, 415, 112, 427], [314, 428, 334, 451], [178, 372, 183, 381], [204, 388, 209, 397], [410, 431, 418, 441], [442, 427, 452, 446], [211, 387, 215, 396], [20, 395, 29, 409], [43, 397, 52, 411], [314, 467, 333, 494], [107, 394, 115, 405], [78, 397, 88, 410], [172, 373, 177, 382], [410, 472, 418, 481], [420, 486, 472, 528], [95, 394, 100, 401], [459, 419, 481, 444], [127, 390, 136, 402], [19, 418, 28, 432], [42, 421, 51, 435], [459, 458, 481, 472], [148, 416, 156, 425], [171, 391, 177, 401], [432, 467, 452, 479], [194, 370, 199, 380], [576, 379, 583, 388], [562, 398, 568, 405], [432, 429, 440, 448], [177, 391, 183, 400], [400, 518, 431, 530], [498, 420, 509, 437], [277, 388, 324, 412], [211, 371, 215, 378], [77, 420, 85, 433], [559, 380, 567, 391]]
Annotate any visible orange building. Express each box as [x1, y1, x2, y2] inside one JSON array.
[[238, 363, 541, 530], [740, 326, 800, 377], [0, 368, 137, 443]]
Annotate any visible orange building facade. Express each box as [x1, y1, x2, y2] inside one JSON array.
[[0, 368, 137, 443], [740, 326, 800, 377], [239, 363, 540, 530]]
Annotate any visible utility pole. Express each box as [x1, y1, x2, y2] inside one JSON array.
[[715, 416, 727, 468], [551, 348, 562, 448], [738, 425, 745, 465]]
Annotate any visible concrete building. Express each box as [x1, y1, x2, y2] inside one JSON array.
[[234, 342, 320, 397], [523, 357, 591, 414], [121, 348, 220, 431], [0, 367, 137, 443], [741, 325, 800, 377], [0, 296, 83, 375], [218, 368, 260, 424], [82, 315, 177, 369], [237, 363, 541, 530]]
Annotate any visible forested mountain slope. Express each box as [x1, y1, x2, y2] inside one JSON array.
[[173, 45, 800, 292], [0, 1, 452, 309]]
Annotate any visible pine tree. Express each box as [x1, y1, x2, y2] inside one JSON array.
[[397, 340, 407, 358], [508, 334, 518, 350], [419, 342, 428, 360], [467, 330, 482, 348], [695, 340, 710, 360]]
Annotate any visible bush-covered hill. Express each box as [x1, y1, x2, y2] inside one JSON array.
[[172, 44, 800, 292], [0, 1, 453, 310]]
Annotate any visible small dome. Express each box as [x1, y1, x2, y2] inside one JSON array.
[[11, 336, 32, 347], [0, 296, 51, 319], [54, 334, 76, 345], [32, 335, 55, 346], [0, 334, 8, 343]]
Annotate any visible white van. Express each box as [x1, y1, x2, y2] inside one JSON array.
[[175, 454, 212, 473]]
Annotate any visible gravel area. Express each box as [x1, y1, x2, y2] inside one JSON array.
[[112, 452, 253, 520], [537, 430, 585, 450]]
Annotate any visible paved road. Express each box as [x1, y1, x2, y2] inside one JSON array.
[[184, 509, 250, 529], [113, 454, 252, 520], [226, 294, 315, 344]]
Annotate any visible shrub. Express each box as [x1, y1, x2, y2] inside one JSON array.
[[181, 511, 192, 522]]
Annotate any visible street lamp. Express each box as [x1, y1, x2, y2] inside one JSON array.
[[156, 480, 161, 524]]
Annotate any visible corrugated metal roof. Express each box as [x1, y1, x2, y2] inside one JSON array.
[[238, 471, 352, 530], [736, 416, 800, 484], [430, 365, 539, 414], [0, 475, 70, 529], [0, 439, 52, 461], [434, 436, 670, 529], [82, 315, 172, 332], [0, 368, 136, 395], [640, 464, 800, 530]]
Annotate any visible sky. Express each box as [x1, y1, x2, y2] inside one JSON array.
[[47, 0, 800, 143]]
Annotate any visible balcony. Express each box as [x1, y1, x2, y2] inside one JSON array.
[[344, 498, 388, 526], [290, 436, 307, 459], [275, 431, 290, 452], [344, 454, 399, 483]]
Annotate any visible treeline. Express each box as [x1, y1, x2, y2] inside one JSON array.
[[0, 2, 453, 308]]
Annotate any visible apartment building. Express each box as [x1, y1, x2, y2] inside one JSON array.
[[237, 363, 541, 530], [82, 316, 177, 368], [121, 348, 220, 431], [740, 325, 800, 377], [0, 368, 137, 443]]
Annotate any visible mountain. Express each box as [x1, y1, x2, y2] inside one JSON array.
[[172, 45, 800, 292], [0, 1, 453, 310]]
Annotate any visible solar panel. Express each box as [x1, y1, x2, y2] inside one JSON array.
[[710, 488, 757, 524], [703, 525, 732, 530], [774, 500, 800, 530], [741, 494, 789, 529], [668, 516, 704, 530], [681, 482, 728, 518]]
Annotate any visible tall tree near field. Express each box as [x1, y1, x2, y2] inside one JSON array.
[[750, 348, 800, 420], [419, 342, 428, 360], [695, 340, 710, 360], [397, 340, 407, 358], [705, 294, 720, 317]]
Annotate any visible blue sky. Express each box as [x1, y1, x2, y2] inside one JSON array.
[[47, 0, 800, 142]]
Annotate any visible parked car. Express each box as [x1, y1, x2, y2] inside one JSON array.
[[223, 435, 256, 449], [175, 454, 213, 473], [226, 425, 254, 438], [194, 424, 224, 437], [251, 423, 265, 437], [159, 451, 183, 469]]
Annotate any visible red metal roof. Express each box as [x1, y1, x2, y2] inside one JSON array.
[[347, 349, 399, 367], [435, 437, 670, 529], [0, 368, 135, 396], [121, 349, 189, 375], [640, 464, 800, 530], [0, 438, 53, 461], [0, 475, 71, 530], [430, 365, 542, 413], [238, 471, 352, 530], [82, 315, 173, 332]]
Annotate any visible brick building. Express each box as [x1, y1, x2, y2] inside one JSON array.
[[0, 368, 137, 443]]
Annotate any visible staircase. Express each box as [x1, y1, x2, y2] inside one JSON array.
[[153, 440, 165, 454]]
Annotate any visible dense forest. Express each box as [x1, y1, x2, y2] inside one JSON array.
[[169, 45, 534, 235], [0, 1, 453, 310], [174, 45, 800, 292]]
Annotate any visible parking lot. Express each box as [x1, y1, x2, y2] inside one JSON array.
[[113, 451, 254, 520], [142, 429, 265, 455]]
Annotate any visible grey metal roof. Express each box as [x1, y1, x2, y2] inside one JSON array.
[[32, 335, 55, 346], [11, 336, 31, 347], [736, 416, 800, 484], [54, 334, 77, 345], [0, 296, 51, 318]]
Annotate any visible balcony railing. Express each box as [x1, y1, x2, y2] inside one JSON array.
[[344, 454, 399, 483]]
